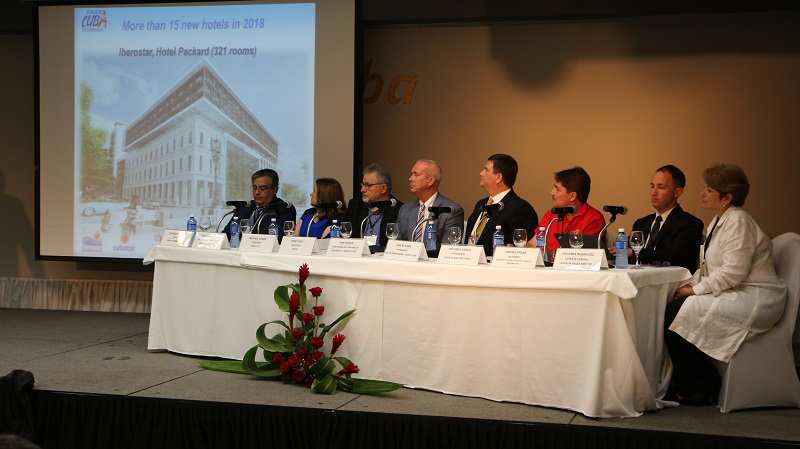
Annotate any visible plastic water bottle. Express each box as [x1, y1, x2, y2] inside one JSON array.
[[535, 226, 546, 250], [267, 218, 279, 236], [615, 228, 629, 269], [492, 225, 504, 254], [229, 216, 241, 248], [186, 215, 197, 232], [330, 220, 341, 238], [424, 219, 438, 252]]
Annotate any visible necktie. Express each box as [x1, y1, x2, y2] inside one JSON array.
[[645, 215, 663, 250], [413, 203, 426, 242], [474, 198, 495, 240]]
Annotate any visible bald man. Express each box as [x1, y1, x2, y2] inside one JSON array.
[[397, 159, 464, 252]]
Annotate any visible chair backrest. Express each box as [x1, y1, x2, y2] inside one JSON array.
[[771, 233, 800, 356]]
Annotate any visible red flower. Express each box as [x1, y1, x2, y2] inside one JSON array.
[[310, 337, 324, 349], [279, 362, 290, 374], [332, 334, 346, 354], [296, 347, 308, 357], [312, 351, 324, 362], [338, 362, 360, 375], [292, 369, 306, 383], [272, 352, 284, 364], [309, 286, 323, 297], [302, 312, 315, 324], [291, 328, 304, 340], [287, 354, 301, 368], [299, 264, 310, 285], [289, 292, 300, 313], [313, 305, 325, 316]]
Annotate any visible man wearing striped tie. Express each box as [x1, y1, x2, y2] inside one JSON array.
[[397, 159, 464, 252]]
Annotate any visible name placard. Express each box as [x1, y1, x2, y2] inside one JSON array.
[[191, 232, 230, 250], [491, 247, 543, 269], [160, 230, 193, 248], [240, 234, 279, 253], [437, 244, 487, 265], [383, 240, 428, 262], [553, 248, 608, 271], [279, 236, 319, 256], [326, 238, 371, 258]]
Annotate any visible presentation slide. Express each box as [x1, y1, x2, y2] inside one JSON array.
[[37, 1, 355, 260]]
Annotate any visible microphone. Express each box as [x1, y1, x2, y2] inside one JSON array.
[[313, 200, 343, 209], [603, 205, 628, 215], [428, 206, 452, 216], [482, 201, 505, 213], [550, 206, 576, 216], [225, 200, 248, 209], [367, 198, 397, 209]]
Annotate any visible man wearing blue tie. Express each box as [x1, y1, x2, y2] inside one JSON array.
[[397, 159, 464, 251]]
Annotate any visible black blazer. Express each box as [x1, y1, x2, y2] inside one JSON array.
[[224, 197, 297, 237], [631, 204, 704, 272], [344, 196, 403, 247], [464, 190, 538, 256]]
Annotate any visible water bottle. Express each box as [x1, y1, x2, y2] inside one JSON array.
[[424, 219, 438, 252], [330, 220, 341, 238], [535, 226, 546, 250], [229, 216, 241, 248], [615, 228, 629, 269], [267, 218, 279, 236], [186, 215, 197, 232], [492, 225, 504, 254]]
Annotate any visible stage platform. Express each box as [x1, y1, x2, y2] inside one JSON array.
[[1, 308, 799, 449]]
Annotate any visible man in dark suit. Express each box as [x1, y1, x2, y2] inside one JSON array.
[[397, 159, 464, 250], [225, 169, 296, 237], [345, 163, 402, 247], [465, 154, 538, 256], [631, 165, 703, 272]]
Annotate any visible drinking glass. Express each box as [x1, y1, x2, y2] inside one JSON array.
[[283, 220, 295, 237], [568, 229, 584, 249], [198, 215, 211, 232], [630, 230, 645, 269], [239, 218, 251, 234], [447, 226, 462, 245], [512, 229, 527, 248], [385, 223, 399, 240], [340, 221, 353, 239]]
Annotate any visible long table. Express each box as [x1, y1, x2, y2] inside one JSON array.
[[145, 245, 690, 418]]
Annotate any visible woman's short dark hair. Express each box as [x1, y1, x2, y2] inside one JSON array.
[[703, 164, 750, 207], [314, 178, 345, 219], [555, 166, 591, 203]]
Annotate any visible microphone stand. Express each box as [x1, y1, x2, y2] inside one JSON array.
[[597, 213, 618, 249], [216, 209, 234, 233], [542, 216, 561, 264]]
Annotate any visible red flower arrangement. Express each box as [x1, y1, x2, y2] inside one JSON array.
[[234, 264, 401, 395]]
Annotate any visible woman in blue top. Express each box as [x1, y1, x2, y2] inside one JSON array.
[[295, 178, 346, 238]]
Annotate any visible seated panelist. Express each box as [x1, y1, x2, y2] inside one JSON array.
[[344, 163, 403, 247], [295, 178, 346, 239]]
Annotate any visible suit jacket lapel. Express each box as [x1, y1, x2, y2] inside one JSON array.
[[651, 204, 682, 248]]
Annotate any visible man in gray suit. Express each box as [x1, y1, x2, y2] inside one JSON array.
[[397, 159, 464, 251]]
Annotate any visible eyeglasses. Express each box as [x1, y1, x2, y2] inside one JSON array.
[[361, 182, 386, 188], [252, 185, 274, 192]]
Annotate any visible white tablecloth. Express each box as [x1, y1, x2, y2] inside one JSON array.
[[145, 245, 690, 417]]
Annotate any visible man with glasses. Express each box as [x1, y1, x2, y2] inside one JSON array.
[[236, 169, 296, 236], [344, 163, 403, 247]]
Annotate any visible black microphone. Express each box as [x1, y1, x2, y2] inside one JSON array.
[[313, 200, 343, 209], [603, 205, 628, 215], [482, 201, 505, 213], [225, 200, 248, 209], [428, 206, 452, 215], [551, 206, 577, 216], [367, 198, 397, 209]]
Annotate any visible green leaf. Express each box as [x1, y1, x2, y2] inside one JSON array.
[[309, 356, 336, 377], [311, 374, 338, 394], [300, 284, 308, 308], [320, 309, 356, 338], [200, 360, 250, 375], [333, 357, 352, 369], [347, 378, 403, 394], [242, 345, 282, 378], [274, 286, 290, 312], [257, 323, 294, 353]]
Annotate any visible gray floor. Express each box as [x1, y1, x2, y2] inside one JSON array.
[[2, 308, 799, 442]]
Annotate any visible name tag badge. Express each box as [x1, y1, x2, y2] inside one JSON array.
[[491, 246, 543, 269], [160, 230, 192, 248], [326, 238, 371, 258], [191, 232, 230, 250], [240, 234, 279, 253], [279, 236, 319, 256], [437, 244, 487, 265], [384, 240, 428, 262], [553, 248, 609, 271]]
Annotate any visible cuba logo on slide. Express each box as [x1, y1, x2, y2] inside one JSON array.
[[80, 9, 108, 32]]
